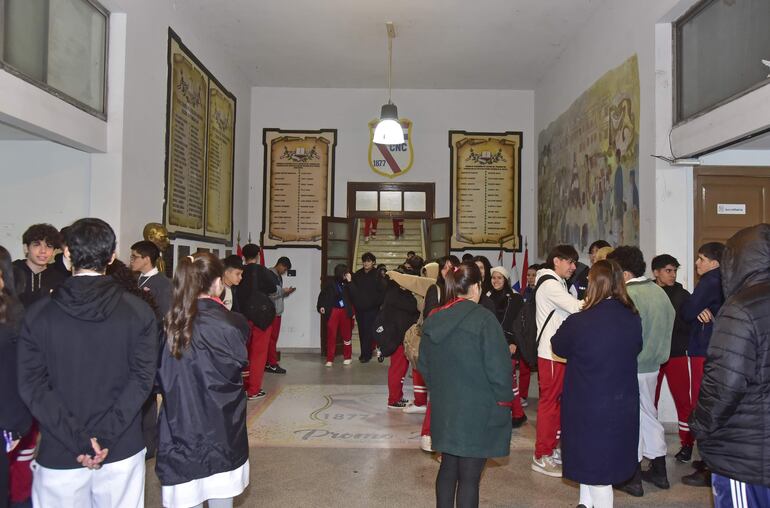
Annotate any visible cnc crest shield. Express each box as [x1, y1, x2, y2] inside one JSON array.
[[368, 118, 413, 178]]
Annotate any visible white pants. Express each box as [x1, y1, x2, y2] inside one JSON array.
[[579, 484, 613, 508], [638, 371, 667, 461], [32, 449, 146, 508]]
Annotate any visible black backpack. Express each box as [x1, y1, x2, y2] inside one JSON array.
[[512, 275, 556, 371], [372, 307, 402, 358]]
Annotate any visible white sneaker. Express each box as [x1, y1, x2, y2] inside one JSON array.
[[343, 359, 352, 365], [403, 403, 427, 414], [520, 398, 528, 408], [531, 454, 562, 477], [552, 447, 562, 465], [420, 435, 433, 452], [325, 361, 333, 367]]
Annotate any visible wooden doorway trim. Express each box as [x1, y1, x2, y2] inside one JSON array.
[[347, 182, 435, 219]]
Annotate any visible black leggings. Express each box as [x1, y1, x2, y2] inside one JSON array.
[[436, 454, 487, 508]]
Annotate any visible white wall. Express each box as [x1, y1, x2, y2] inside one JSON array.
[[250, 87, 535, 348], [0, 140, 91, 260]]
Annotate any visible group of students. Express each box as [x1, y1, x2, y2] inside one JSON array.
[[0, 219, 294, 508]]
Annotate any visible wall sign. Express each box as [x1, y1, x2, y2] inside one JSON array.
[[717, 203, 747, 215], [163, 28, 236, 244], [449, 130, 523, 252], [262, 129, 337, 249], [368, 119, 413, 178]]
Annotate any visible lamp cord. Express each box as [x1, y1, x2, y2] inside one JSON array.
[[387, 34, 392, 104]]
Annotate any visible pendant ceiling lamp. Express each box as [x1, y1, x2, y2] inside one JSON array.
[[372, 22, 405, 145]]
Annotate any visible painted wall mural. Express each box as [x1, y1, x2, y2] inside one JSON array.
[[537, 54, 640, 258]]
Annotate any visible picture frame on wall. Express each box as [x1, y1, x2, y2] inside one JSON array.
[[261, 128, 337, 249], [448, 130, 523, 252]]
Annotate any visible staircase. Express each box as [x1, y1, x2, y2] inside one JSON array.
[[352, 218, 426, 271]]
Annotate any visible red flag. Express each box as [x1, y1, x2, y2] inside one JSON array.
[[236, 231, 243, 258], [520, 239, 529, 295], [259, 244, 265, 266], [497, 245, 503, 264]]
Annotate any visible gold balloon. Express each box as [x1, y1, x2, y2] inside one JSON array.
[[143, 223, 170, 273]]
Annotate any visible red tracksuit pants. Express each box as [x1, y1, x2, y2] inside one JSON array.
[[245, 321, 273, 396], [267, 315, 282, 366], [388, 345, 410, 404], [519, 358, 532, 400], [8, 423, 37, 503], [413, 369, 428, 407], [535, 358, 565, 459], [392, 219, 404, 238], [655, 356, 694, 447], [364, 218, 379, 237], [326, 307, 353, 362], [511, 359, 525, 419]]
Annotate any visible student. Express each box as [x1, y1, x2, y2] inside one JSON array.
[[266, 256, 295, 374], [418, 261, 512, 508], [12, 223, 66, 308], [0, 245, 31, 508], [552, 259, 642, 508], [317, 264, 354, 366], [221, 255, 244, 312], [350, 252, 385, 363], [681, 241, 725, 487], [532, 245, 582, 478], [236, 244, 276, 399], [690, 224, 770, 507], [461, 253, 474, 263], [607, 246, 674, 496], [364, 218, 378, 242], [156, 253, 250, 508], [17, 218, 159, 507], [392, 218, 405, 239], [651, 254, 694, 463], [518, 263, 539, 408], [129, 240, 173, 318], [488, 266, 526, 427]]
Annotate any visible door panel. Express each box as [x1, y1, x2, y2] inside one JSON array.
[[426, 217, 451, 261], [694, 167, 770, 250], [320, 216, 355, 356]]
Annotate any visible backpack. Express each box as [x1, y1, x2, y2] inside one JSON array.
[[372, 307, 402, 358], [512, 275, 556, 371]]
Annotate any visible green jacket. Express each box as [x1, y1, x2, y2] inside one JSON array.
[[626, 279, 675, 373], [418, 300, 513, 458]]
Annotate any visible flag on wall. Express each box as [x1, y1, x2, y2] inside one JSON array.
[[259, 244, 266, 266], [236, 231, 243, 258], [497, 245, 504, 265], [511, 252, 521, 293], [520, 239, 529, 295]]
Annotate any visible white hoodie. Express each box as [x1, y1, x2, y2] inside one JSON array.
[[535, 268, 582, 362]]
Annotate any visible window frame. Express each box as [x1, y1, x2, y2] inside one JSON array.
[[0, 0, 110, 120]]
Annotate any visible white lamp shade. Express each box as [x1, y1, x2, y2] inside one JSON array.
[[373, 119, 404, 145]]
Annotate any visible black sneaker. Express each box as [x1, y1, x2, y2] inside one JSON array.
[[512, 414, 528, 428], [248, 389, 267, 400], [675, 445, 693, 463], [388, 400, 408, 409], [682, 468, 711, 487], [265, 364, 287, 374], [692, 460, 707, 471]]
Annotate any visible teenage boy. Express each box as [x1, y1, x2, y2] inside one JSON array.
[[13, 223, 66, 307], [681, 242, 725, 487], [221, 255, 244, 311], [17, 218, 158, 507], [350, 252, 384, 363], [608, 246, 674, 497], [266, 256, 295, 374], [651, 254, 694, 462], [129, 240, 173, 317], [236, 244, 276, 399], [531, 245, 582, 478]]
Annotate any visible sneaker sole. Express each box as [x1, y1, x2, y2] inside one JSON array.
[[531, 463, 562, 477], [387, 406, 406, 410]]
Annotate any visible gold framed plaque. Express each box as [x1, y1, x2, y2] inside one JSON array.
[[262, 129, 337, 249], [449, 131, 522, 252], [163, 29, 236, 244]]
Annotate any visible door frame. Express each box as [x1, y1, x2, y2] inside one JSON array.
[[346, 182, 435, 219]]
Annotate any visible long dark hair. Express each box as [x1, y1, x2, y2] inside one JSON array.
[[445, 261, 482, 300], [583, 259, 637, 314], [473, 256, 493, 294], [435, 255, 461, 301], [165, 253, 224, 359], [106, 259, 159, 316]]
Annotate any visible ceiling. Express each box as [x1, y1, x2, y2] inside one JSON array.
[[174, 0, 606, 90]]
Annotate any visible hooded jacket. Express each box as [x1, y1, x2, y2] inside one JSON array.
[[17, 275, 159, 468], [661, 282, 691, 358], [12, 259, 66, 308], [156, 298, 250, 486], [418, 299, 512, 458], [690, 223, 770, 486], [681, 268, 724, 357]]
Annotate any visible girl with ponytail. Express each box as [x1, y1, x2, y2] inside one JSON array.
[[418, 261, 513, 507], [156, 253, 251, 508]]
